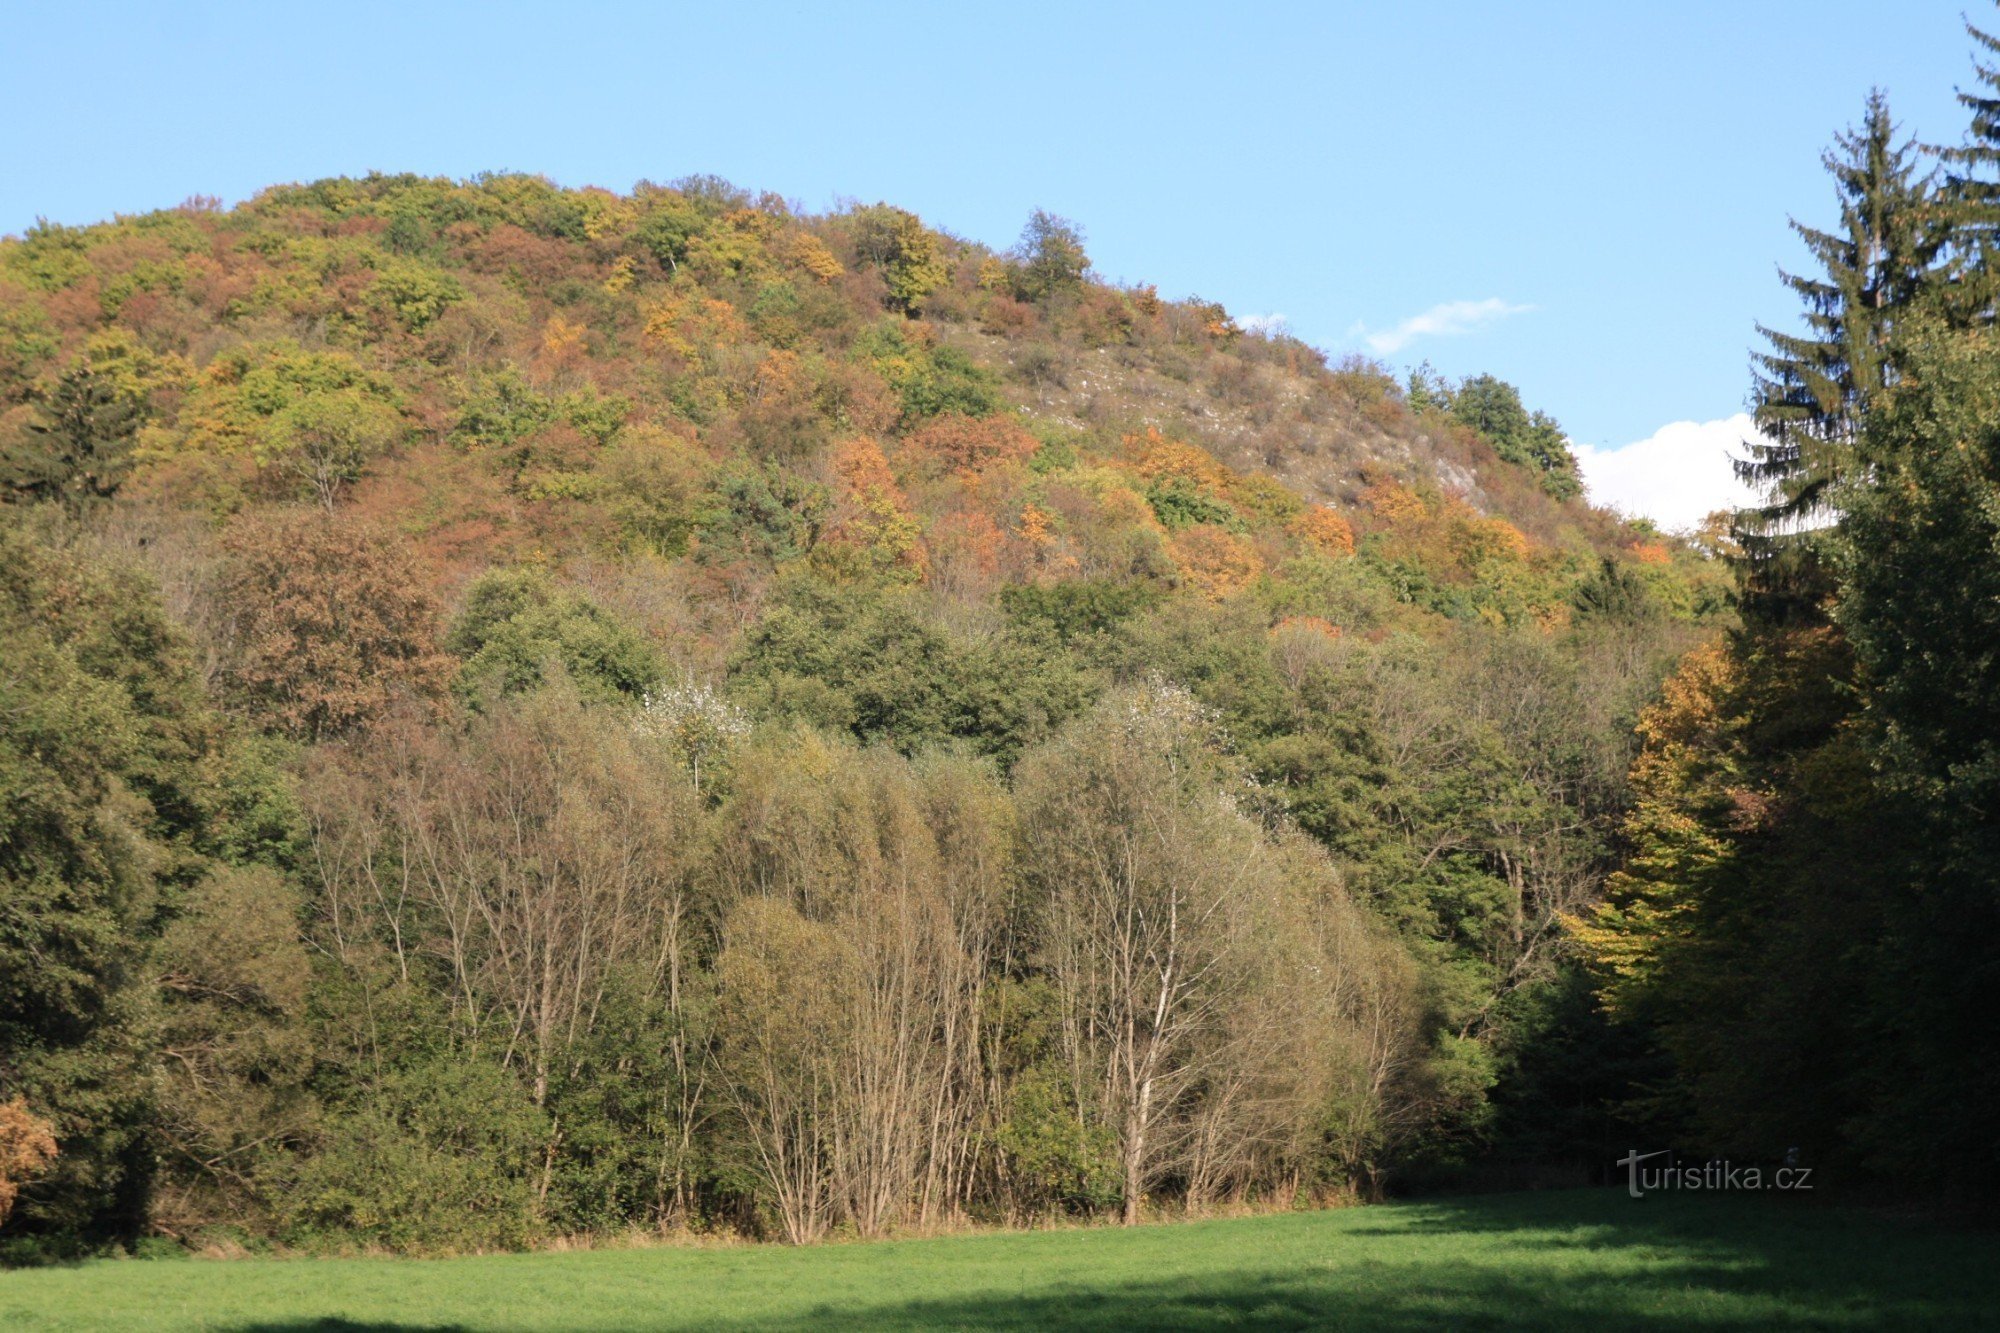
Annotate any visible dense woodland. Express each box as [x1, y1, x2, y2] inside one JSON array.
[[1, 18, 1997, 1257]]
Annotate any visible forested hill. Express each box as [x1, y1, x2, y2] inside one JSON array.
[[0, 175, 1706, 611], [0, 175, 1728, 1254]]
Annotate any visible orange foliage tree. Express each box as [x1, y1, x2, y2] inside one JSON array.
[[1168, 523, 1264, 599], [822, 437, 926, 577], [1289, 506, 1356, 558], [0, 1099, 58, 1227], [926, 508, 1031, 599], [1124, 427, 1231, 490], [902, 413, 1038, 477], [1628, 540, 1673, 565]]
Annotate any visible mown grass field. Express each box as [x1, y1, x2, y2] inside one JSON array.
[[2, 1189, 1991, 1331]]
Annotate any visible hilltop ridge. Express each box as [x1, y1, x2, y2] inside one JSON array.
[[0, 172, 1708, 627]]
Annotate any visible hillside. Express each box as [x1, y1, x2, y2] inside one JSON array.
[[0, 174, 1711, 613], [0, 174, 1730, 1254]]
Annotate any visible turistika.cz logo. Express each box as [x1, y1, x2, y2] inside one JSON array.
[[1616, 1149, 1814, 1198]]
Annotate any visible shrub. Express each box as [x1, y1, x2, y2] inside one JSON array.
[[280, 1060, 547, 1254]]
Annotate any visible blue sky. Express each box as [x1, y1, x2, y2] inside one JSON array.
[[0, 2, 1983, 522]]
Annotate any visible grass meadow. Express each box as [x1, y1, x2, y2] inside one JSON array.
[[2, 1188, 1991, 1331]]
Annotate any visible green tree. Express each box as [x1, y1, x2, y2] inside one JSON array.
[[255, 388, 402, 511], [279, 1058, 547, 1254], [731, 581, 1092, 762], [152, 866, 315, 1234], [1447, 375, 1582, 500], [1831, 321, 2000, 1198], [1937, 8, 2000, 318], [1013, 210, 1089, 304], [1405, 361, 1451, 415], [0, 527, 220, 1243], [1, 365, 142, 512], [1746, 90, 1942, 532], [448, 567, 662, 707]]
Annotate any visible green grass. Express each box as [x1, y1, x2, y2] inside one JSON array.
[[2, 1189, 1992, 1331]]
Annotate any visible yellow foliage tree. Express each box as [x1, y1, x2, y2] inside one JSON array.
[[538, 315, 589, 379], [1568, 639, 1742, 1005], [782, 231, 845, 284]]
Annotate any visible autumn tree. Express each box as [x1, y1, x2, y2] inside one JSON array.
[[218, 509, 454, 740], [817, 436, 926, 579], [900, 412, 1039, 478], [850, 205, 948, 314], [0, 1101, 58, 1228]]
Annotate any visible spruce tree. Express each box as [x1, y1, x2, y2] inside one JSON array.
[[1739, 91, 1941, 623], [1, 365, 142, 513], [1937, 8, 2000, 319], [1745, 90, 1941, 531]]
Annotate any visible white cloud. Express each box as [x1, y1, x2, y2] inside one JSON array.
[[1239, 312, 1289, 337], [1355, 297, 1533, 355], [1572, 414, 1767, 532]]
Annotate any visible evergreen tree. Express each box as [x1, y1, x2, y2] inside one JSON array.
[[1832, 321, 2000, 1199], [1936, 8, 2000, 319], [0, 365, 143, 513], [1744, 90, 1941, 534]]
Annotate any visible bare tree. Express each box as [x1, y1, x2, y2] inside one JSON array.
[[713, 896, 851, 1243], [708, 738, 1004, 1237], [1016, 684, 1264, 1224], [304, 681, 707, 1218]]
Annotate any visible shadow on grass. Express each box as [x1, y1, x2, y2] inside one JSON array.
[[227, 1325, 464, 1333], [706, 1251, 1988, 1331], [220, 1189, 2000, 1333]]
